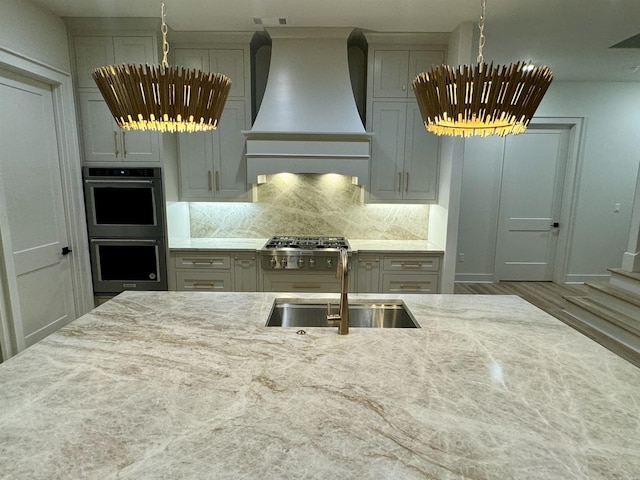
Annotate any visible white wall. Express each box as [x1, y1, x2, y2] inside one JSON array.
[[0, 0, 71, 73], [457, 81, 640, 283]]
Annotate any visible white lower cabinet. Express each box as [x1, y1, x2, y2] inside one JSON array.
[[261, 272, 342, 293], [234, 254, 258, 292], [354, 253, 441, 293], [176, 270, 232, 291], [355, 255, 381, 292], [172, 251, 257, 292], [171, 250, 441, 294]]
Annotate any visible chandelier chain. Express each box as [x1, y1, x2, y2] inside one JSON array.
[[161, 2, 169, 68], [477, 0, 486, 64]]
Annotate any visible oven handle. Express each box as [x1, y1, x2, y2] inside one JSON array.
[[90, 239, 159, 243], [84, 179, 155, 185]]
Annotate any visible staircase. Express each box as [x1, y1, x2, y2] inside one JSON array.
[[562, 268, 640, 368]]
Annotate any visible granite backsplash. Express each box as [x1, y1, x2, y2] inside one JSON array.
[[189, 173, 429, 240]]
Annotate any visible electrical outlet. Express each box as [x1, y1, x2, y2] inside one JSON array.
[[458, 253, 465, 262], [614, 202, 621, 213]]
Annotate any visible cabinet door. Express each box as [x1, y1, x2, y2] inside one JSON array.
[[176, 270, 232, 291], [178, 131, 215, 200], [369, 102, 406, 201], [373, 50, 410, 98], [73, 36, 115, 88], [403, 103, 439, 201], [174, 49, 210, 71], [234, 255, 257, 291], [113, 36, 156, 65], [356, 256, 380, 292], [78, 92, 160, 165], [407, 50, 444, 93], [78, 91, 120, 162], [215, 100, 248, 200], [381, 274, 439, 293], [210, 50, 245, 97]]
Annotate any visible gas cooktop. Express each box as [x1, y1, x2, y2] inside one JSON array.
[[263, 236, 350, 250], [261, 236, 350, 270]]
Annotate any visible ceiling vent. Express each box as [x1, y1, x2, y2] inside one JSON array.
[[252, 17, 288, 27]]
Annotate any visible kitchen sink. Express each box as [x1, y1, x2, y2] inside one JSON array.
[[265, 299, 420, 328]]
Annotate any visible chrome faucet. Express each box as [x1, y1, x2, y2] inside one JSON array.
[[326, 247, 349, 335]]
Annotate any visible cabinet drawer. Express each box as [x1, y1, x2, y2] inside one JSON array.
[[176, 271, 232, 291], [383, 256, 440, 272], [174, 254, 231, 270], [381, 274, 439, 293], [262, 273, 341, 293]]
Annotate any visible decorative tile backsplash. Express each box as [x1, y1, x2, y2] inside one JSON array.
[[189, 173, 429, 239]]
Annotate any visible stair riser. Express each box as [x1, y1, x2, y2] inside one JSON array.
[[586, 287, 640, 318], [563, 304, 640, 355], [609, 274, 640, 296]]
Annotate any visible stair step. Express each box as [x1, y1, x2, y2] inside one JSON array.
[[608, 267, 640, 282], [557, 309, 640, 368], [564, 295, 640, 337], [585, 282, 640, 318], [608, 268, 640, 296]]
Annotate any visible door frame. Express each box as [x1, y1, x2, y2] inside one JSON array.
[[492, 117, 584, 284], [0, 47, 94, 361]]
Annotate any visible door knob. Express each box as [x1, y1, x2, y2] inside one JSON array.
[[61, 246, 72, 255], [550, 222, 560, 228]]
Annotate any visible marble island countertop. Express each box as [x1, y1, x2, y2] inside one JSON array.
[[169, 237, 444, 253], [1, 291, 639, 479]]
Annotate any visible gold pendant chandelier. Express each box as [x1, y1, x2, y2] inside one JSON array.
[[92, 2, 231, 133], [412, 0, 553, 137]]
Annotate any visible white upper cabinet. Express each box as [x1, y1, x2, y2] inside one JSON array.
[[71, 34, 161, 165], [174, 46, 251, 202], [372, 50, 444, 98], [174, 48, 245, 98], [178, 100, 249, 201], [369, 102, 439, 202], [73, 36, 156, 89], [365, 38, 445, 204]]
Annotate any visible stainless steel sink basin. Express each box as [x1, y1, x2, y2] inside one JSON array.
[[266, 299, 420, 328]]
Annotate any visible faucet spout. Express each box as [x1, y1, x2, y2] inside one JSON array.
[[326, 248, 349, 334]]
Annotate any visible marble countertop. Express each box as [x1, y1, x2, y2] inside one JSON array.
[[1, 291, 638, 479], [169, 237, 444, 253]]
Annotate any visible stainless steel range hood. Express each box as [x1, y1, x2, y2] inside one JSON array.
[[245, 28, 371, 185]]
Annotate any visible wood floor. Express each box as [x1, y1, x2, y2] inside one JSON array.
[[454, 281, 588, 321]]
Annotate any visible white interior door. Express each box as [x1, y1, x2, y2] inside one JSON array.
[[494, 128, 570, 281], [0, 69, 76, 348]]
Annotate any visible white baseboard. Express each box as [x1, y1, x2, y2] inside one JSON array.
[[563, 274, 610, 284], [455, 273, 495, 283]]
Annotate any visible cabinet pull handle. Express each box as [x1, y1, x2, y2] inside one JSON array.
[[358, 258, 379, 263], [292, 284, 321, 289], [398, 172, 402, 193], [400, 262, 422, 268], [113, 132, 119, 158], [405, 172, 409, 193], [122, 132, 127, 157], [191, 259, 214, 265], [215, 170, 220, 192], [208, 171, 212, 191]]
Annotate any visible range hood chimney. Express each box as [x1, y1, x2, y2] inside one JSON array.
[[245, 28, 371, 184]]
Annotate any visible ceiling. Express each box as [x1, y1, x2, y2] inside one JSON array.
[[28, 0, 640, 82]]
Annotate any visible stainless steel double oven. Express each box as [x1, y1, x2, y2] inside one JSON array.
[[83, 167, 168, 294]]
